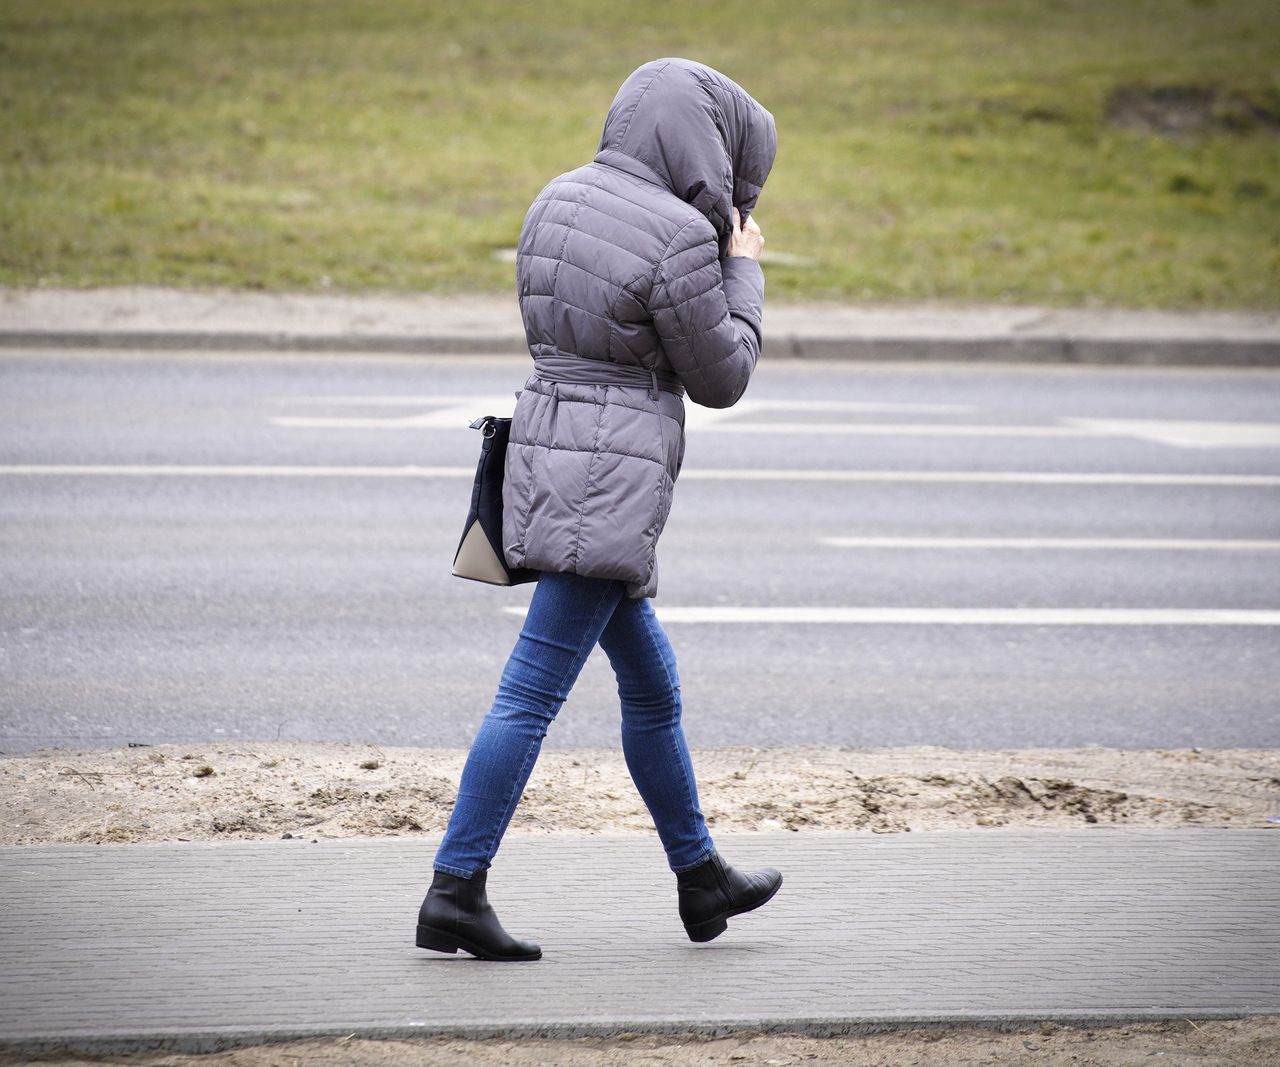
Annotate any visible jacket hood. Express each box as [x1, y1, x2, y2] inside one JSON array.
[[594, 58, 777, 240]]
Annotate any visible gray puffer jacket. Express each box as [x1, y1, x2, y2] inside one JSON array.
[[502, 58, 777, 598]]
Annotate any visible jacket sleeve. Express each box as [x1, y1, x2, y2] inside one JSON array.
[[649, 219, 764, 409]]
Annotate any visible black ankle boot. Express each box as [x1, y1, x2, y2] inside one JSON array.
[[416, 869, 542, 961], [676, 852, 782, 942]]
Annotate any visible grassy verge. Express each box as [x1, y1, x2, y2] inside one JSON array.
[[2, 0, 1278, 306]]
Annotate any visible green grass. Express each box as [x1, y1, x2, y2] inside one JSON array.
[[2, 0, 1278, 307]]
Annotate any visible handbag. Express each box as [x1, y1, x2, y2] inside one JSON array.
[[452, 415, 540, 586]]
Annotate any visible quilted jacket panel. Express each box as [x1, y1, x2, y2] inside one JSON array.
[[502, 58, 776, 598]]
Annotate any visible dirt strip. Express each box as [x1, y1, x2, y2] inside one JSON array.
[[2, 744, 1276, 845], [4, 1019, 1279, 1067]]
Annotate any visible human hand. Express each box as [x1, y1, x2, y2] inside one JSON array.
[[726, 207, 764, 260]]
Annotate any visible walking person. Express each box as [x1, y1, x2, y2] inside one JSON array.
[[417, 58, 780, 961]]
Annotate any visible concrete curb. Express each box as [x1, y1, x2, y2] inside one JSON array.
[[0, 330, 524, 355], [1, 287, 1278, 364], [774, 336, 1280, 365], [1, 1012, 1261, 1057], [5, 332, 1280, 366]]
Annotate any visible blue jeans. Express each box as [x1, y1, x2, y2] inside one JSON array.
[[434, 570, 716, 877]]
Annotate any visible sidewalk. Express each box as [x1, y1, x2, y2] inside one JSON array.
[[1, 830, 1276, 1054], [2, 287, 1278, 364]]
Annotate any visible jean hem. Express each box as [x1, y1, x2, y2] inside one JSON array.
[[433, 862, 478, 879], [670, 846, 717, 874]]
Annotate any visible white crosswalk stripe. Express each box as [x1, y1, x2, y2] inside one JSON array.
[[3, 465, 1277, 486], [504, 606, 1280, 626], [819, 536, 1280, 551]]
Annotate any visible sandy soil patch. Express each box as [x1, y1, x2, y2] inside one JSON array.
[[1, 743, 1275, 845]]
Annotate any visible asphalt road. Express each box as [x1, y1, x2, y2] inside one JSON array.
[[2, 349, 1278, 752]]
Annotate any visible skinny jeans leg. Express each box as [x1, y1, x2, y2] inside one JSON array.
[[598, 595, 716, 872], [433, 571, 621, 877]]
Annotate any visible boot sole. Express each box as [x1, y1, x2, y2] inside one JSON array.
[[416, 923, 542, 961], [683, 874, 783, 943]]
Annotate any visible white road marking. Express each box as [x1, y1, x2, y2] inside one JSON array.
[[1064, 418, 1280, 449], [688, 422, 1091, 437], [282, 395, 494, 406], [280, 396, 973, 414], [272, 414, 462, 429], [2, 465, 1278, 487], [502, 606, 1280, 626], [0, 464, 475, 478], [699, 415, 1280, 442], [265, 397, 1280, 449], [272, 395, 971, 431], [678, 469, 1280, 486], [271, 393, 517, 429], [819, 536, 1280, 551], [682, 398, 973, 430]]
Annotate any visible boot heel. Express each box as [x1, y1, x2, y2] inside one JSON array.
[[416, 924, 459, 953], [684, 916, 728, 943]]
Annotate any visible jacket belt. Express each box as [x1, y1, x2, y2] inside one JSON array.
[[532, 353, 685, 399]]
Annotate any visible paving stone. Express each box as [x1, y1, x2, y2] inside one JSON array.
[[0, 830, 1276, 1053]]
